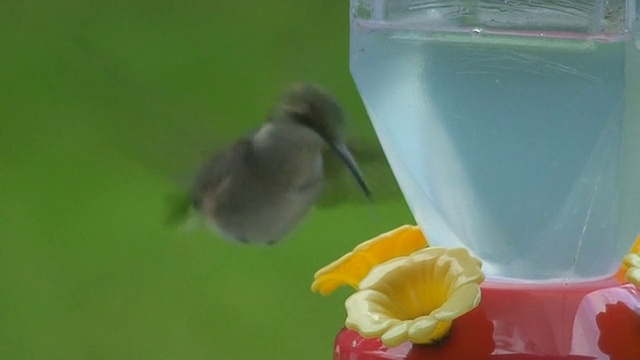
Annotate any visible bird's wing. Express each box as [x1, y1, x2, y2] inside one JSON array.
[[164, 191, 195, 227], [164, 146, 239, 227], [316, 137, 405, 208], [67, 35, 232, 187]]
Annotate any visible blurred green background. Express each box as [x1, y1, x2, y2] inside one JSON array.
[[0, 2, 413, 359]]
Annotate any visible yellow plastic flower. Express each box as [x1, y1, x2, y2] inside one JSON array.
[[624, 257, 640, 286], [623, 253, 640, 286], [618, 235, 640, 285], [311, 225, 428, 295], [344, 247, 484, 348]]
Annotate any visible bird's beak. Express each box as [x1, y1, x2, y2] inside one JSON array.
[[329, 141, 372, 199]]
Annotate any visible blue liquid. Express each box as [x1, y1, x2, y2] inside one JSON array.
[[352, 23, 640, 281]]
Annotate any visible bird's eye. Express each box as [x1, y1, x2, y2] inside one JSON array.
[[291, 109, 316, 128]]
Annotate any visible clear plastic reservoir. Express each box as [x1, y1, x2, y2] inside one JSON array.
[[351, 0, 640, 282]]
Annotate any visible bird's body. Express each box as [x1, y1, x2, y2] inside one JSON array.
[[191, 121, 326, 244], [187, 83, 372, 245]]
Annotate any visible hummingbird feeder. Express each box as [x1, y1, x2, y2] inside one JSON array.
[[313, 1, 640, 359]]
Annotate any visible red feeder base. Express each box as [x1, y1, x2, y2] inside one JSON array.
[[334, 279, 640, 359]]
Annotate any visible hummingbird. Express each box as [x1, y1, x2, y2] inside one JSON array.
[[183, 83, 373, 245], [65, 39, 403, 245]]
